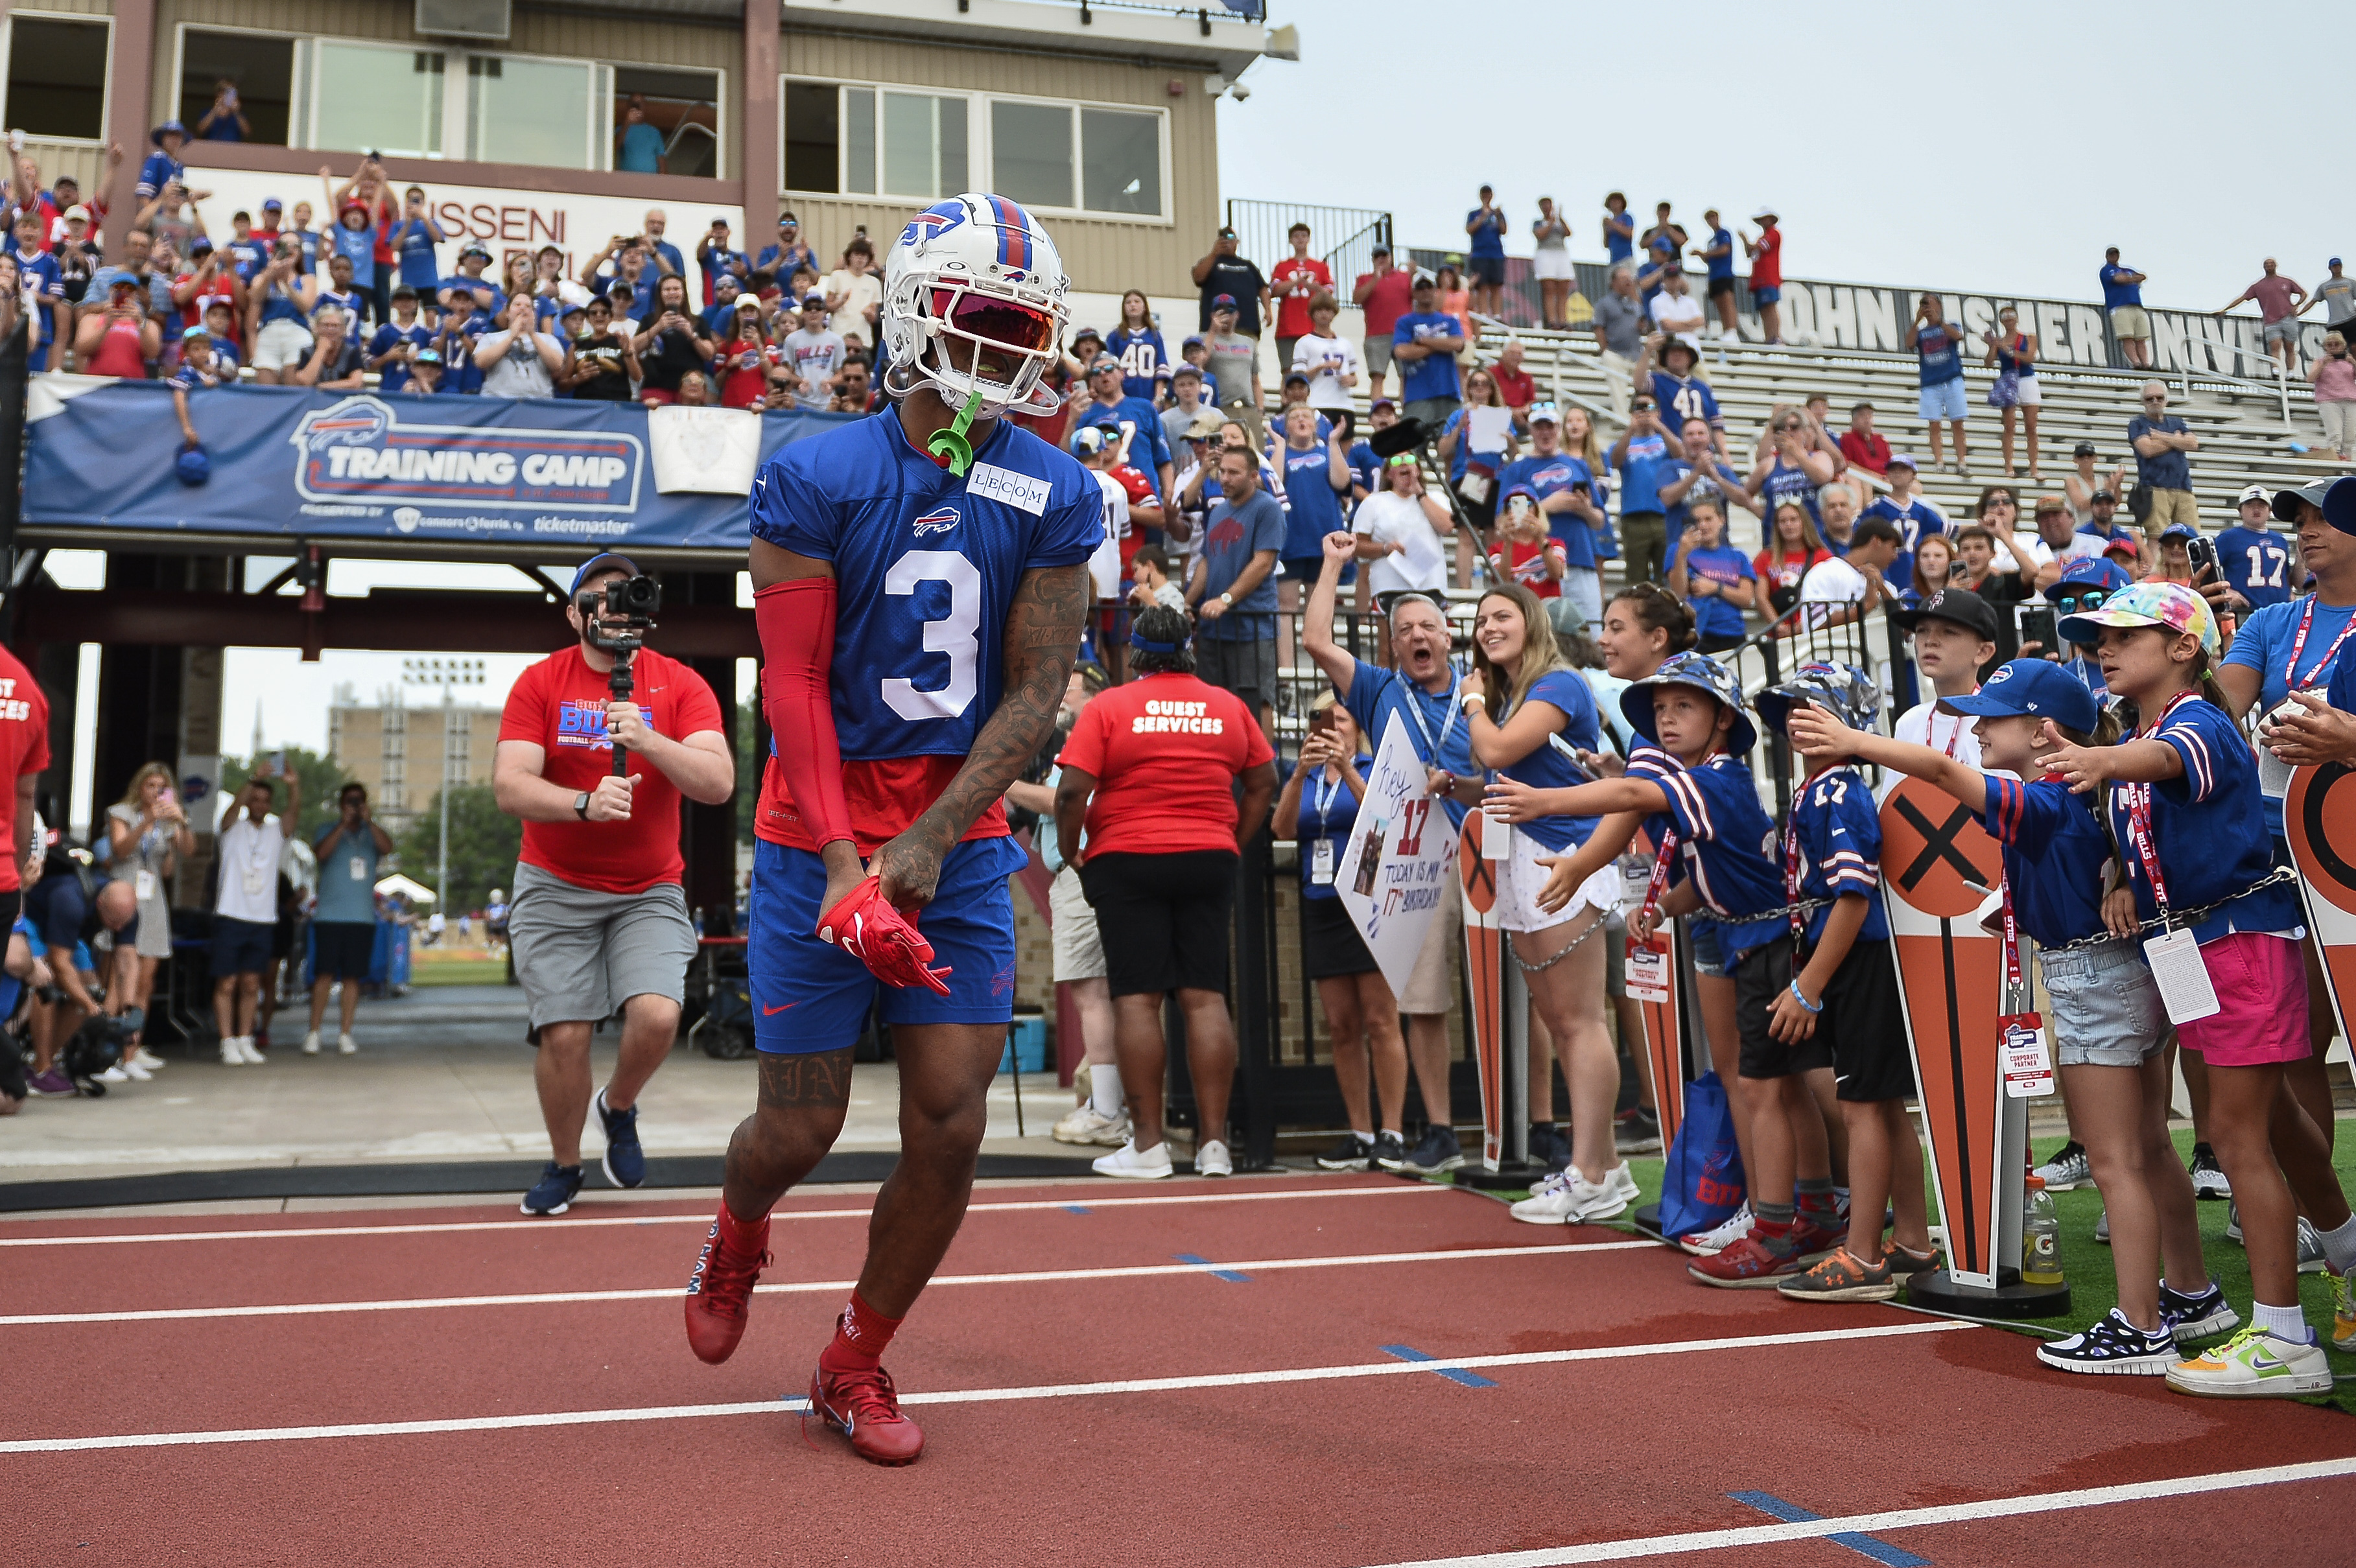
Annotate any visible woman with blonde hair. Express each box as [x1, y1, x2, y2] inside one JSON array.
[[1437, 365, 1519, 550], [1433, 583, 1631, 1212], [106, 762, 193, 1075]]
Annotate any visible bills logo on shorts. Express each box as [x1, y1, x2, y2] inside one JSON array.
[[912, 505, 961, 537]]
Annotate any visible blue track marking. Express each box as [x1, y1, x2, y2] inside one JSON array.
[[1173, 1252, 1251, 1283], [1728, 1492, 1931, 1567], [1062, 1206, 1091, 1215], [1379, 1345, 1498, 1388]]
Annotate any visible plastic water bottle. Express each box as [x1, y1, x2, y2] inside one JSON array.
[[2022, 1174, 2064, 1286]]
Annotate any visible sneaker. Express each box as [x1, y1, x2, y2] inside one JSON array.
[[300, 1030, 321, 1055], [2300, 1217, 2328, 1275], [1678, 1203, 1754, 1256], [683, 1206, 770, 1364], [1529, 1123, 1572, 1172], [1688, 1234, 1808, 1289], [1092, 1139, 1173, 1180], [2158, 1280, 2239, 1342], [1605, 1162, 1641, 1206], [1885, 1241, 1941, 1278], [2226, 1202, 2243, 1246], [2188, 1143, 2232, 1199], [1369, 1131, 1409, 1171], [1194, 1139, 1232, 1178], [119, 1057, 153, 1082], [238, 1036, 267, 1065], [1777, 1246, 1898, 1303], [1510, 1169, 1625, 1225], [1402, 1124, 1464, 1175], [1787, 1210, 1845, 1260], [1053, 1103, 1129, 1147], [2038, 1309, 2178, 1376], [2165, 1323, 2335, 1399], [1315, 1134, 1374, 1172], [24, 1068, 73, 1097], [809, 1361, 925, 1466], [595, 1088, 645, 1189], [129, 1047, 166, 1071], [336, 1033, 359, 1056], [2032, 1141, 2091, 1191], [1614, 1107, 1662, 1155], [94, 1065, 130, 1084], [519, 1161, 584, 1217], [2095, 1208, 2110, 1246], [2331, 1269, 2355, 1350], [218, 1037, 246, 1067]]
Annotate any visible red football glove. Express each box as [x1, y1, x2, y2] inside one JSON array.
[[818, 877, 952, 996]]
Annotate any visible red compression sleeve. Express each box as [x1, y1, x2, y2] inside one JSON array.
[[755, 576, 856, 852]]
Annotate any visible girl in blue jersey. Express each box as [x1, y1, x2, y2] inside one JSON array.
[[2040, 583, 2344, 1398], [1487, 652, 1795, 1243], [1790, 659, 2236, 1373], [1104, 289, 1169, 406], [1441, 583, 1627, 1220]]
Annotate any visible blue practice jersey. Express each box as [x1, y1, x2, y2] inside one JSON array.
[[749, 412, 1103, 767], [1983, 774, 2115, 950], [1785, 767, 1889, 946], [1627, 745, 1784, 957], [1488, 670, 1603, 853], [1649, 370, 1719, 430], [1105, 327, 1171, 403], [2215, 524, 2294, 611], [2104, 696, 2300, 944]]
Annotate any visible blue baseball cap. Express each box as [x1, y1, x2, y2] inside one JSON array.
[[1620, 651, 1757, 756], [2158, 521, 2201, 543], [2056, 556, 2134, 593], [570, 552, 639, 595], [1943, 658, 2099, 736], [1211, 294, 1238, 310]]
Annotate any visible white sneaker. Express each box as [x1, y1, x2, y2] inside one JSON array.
[[1606, 1162, 1641, 1204], [337, 1033, 359, 1056], [218, 1037, 246, 1067], [1512, 1170, 1581, 1223], [1194, 1140, 1232, 1178], [1052, 1104, 1127, 1146], [301, 1031, 322, 1055], [1092, 1139, 1173, 1180], [95, 1065, 130, 1084], [120, 1058, 154, 1082], [1679, 1202, 1755, 1256], [1511, 1169, 1625, 1224], [129, 1047, 166, 1071], [239, 1037, 268, 1065]]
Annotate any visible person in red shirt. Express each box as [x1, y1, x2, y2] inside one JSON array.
[[1743, 205, 1784, 345], [492, 553, 734, 1217], [713, 296, 783, 409], [1489, 488, 1566, 598], [1753, 498, 1833, 621], [1352, 244, 1415, 401], [1269, 220, 1333, 379], [1837, 401, 1890, 475], [0, 641, 50, 930], [1054, 605, 1275, 1179]]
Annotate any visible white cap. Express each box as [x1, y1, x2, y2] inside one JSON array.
[[1750, 204, 1777, 221], [2236, 483, 2272, 506]]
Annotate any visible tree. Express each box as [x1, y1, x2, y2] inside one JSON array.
[[394, 782, 521, 915], [217, 745, 360, 840]]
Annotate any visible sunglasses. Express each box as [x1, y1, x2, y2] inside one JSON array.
[[2049, 589, 2109, 616]]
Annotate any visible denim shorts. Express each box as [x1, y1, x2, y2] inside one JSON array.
[[1918, 377, 1970, 423], [1687, 917, 1726, 977], [2037, 939, 2167, 1068]]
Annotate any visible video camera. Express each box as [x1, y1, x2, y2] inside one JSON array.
[[581, 575, 662, 778], [59, 1007, 144, 1097]]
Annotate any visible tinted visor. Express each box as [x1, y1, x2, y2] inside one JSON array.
[[932, 287, 1056, 355]]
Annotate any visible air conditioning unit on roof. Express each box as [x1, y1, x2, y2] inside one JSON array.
[[416, 0, 511, 41]]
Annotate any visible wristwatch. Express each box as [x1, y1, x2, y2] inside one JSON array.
[[1218, 591, 1234, 607], [573, 791, 591, 820]]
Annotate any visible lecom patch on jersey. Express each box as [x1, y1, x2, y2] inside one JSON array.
[[967, 462, 1051, 517]]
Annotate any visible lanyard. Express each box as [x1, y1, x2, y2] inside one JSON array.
[[1310, 767, 1343, 830], [2285, 595, 2356, 690], [1401, 673, 1463, 765], [2119, 690, 2200, 921], [1999, 865, 2026, 1000], [1638, 828, 1680, 928]]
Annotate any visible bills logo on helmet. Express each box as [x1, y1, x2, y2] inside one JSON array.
[[912, 506, 960, 537], [899, 201, 966, 248]]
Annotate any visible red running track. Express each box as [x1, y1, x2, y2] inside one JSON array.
[[5, 1174, 2353, 1567]]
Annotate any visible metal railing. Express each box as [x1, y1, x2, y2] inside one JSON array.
[[1223, 199, 1391, 296]]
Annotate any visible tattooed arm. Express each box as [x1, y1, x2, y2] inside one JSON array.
[[871, 560, 1090, 909]]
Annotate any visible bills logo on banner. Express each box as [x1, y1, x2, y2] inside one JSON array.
[[292, 397, 644, 512]]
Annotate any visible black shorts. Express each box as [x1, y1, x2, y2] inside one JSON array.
[[272, 914, 296, 959], [1732, 933, 1833, 1079], [1707, 275, 1737, 299], [1079, 849, 1237, 998], [0, 888, 19, 932], [210, 915, 274, 979], [1301, 893, 1376, 980], [1466, 255, 1505, 287], [1819, 939, 1913, 1103], [312, 920, 376, 981]]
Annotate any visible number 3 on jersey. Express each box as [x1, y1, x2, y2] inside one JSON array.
[[881, 550, 980, 721]]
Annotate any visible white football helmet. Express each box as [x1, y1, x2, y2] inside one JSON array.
[[880, 193, 1070, 418]]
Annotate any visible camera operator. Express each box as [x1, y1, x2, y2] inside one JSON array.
[[19, 852, 138, 1096], [305, 782, 392, 1055], [493, 552, 733, 1217]]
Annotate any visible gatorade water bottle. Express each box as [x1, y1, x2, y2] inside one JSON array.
[[2022, 1174, 2064, 1286]]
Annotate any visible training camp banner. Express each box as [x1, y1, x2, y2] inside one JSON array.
[[23, 379, 851, 550]]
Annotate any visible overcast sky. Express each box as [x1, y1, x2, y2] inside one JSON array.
[[1218, 0, 2338, 309]]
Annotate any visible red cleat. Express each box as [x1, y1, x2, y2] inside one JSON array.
[[808, 1361, 925, 1466], [683, 1205, 770, 1364]]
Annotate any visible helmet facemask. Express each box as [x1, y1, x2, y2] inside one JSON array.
[[888, 275, 1065, 419]]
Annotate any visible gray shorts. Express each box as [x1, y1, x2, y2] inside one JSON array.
[[507, 860, 696, 1041], [1364, 336, 1394, 375], [2038, 939, 2169, 1068], [1196, 632, 1278, 709]]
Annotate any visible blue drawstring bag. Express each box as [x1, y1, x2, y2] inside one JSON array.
[[1656, 1070, 1746, 1241]]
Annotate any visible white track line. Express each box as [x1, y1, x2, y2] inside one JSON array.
[[0, 1320, 1968, 1453], [1356, 1455, 2356, 1567], [1, 1239, 1658, 1326], [0, 1180, 1454, 1249]]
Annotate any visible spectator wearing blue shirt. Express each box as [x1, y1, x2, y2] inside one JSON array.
[[2128, 381, 2200, 533], [324, 172, 382, 326], [1658, 415, 1756, 567], [1602, 192, 1634, 266], [1345, 398, 1396, 506], [1078, 357, 1174, 501], [701, 271, 749, 338], [195, 80, 252, 142], [1393, 274, 1466, 430], [1903, 293, 1971, 476], [2216, 485, 2296, 612], [1190, 447, 1287, 726], [696, 216, 747, 303], [439, 241, 504, 319], [1276, 404, 1352, 608], [1465, 185, 1508, 318], [135, 121, 187, 200], [1695, 207, 1739, 340], [617, 95, 668, 173], [221, 211, 270, 282], [2100, 247, 2150, 369], [639, 209, 688, 303], [435, 303, 495, 395], [368, 287, 435, 392], [9, 211, 63, 371], [1667, 495, 1758, 652], [1106, 290, 1172, 404], [755, 213, 817, 281], [1610, 397, 1682, 588], [1639, 336, 1723, 442], [1500, 406, 1607, 625], [168, 326, 237, 452], [387, 187, 449, 294]]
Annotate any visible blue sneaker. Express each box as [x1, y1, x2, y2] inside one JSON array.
[[596, 1088, 646, 1189], [522, 1162, 585, 1216]]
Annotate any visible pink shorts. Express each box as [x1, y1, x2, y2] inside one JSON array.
[[2174, 931, 2310, 1067]]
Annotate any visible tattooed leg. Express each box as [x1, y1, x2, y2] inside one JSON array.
[[721, 1046, 854, 1222], [852, 1021, 1007, 1318]]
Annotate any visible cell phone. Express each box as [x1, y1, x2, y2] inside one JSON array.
[[2185, 533, 2219, 581], [2016, 604, 2057, 655]]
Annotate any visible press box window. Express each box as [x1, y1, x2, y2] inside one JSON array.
[[467, 54, 596, 169], [611, 67, 722, 179], [5, 16, 110, 142], [294, 40, 446, 159], [178, 29, 297, 146], [992, 102, 1163, 218], [785, 81, 965, 202]]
